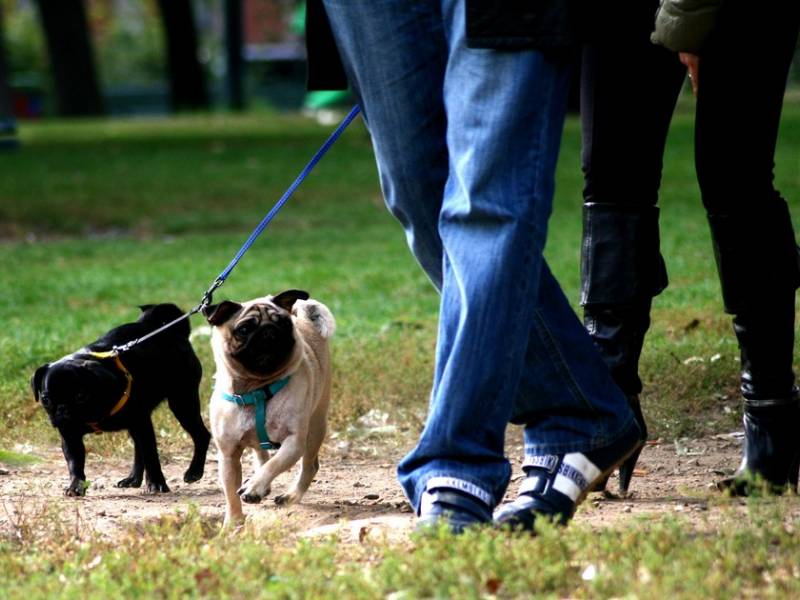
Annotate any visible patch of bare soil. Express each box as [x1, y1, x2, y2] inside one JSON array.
[[0, 430, 753, 541]]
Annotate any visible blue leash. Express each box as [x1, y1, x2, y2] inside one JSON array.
[[215, 104, 362, 287], [111, 104, 362, 355]]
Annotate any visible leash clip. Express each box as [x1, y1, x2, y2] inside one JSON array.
[[199, 278, 225, 313]]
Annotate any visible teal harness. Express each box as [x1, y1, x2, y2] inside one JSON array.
[[221, 378, 290, 450]]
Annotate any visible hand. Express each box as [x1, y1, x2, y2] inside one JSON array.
[[679, 52, 700, 95]]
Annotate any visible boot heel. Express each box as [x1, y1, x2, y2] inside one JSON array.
[[618, 442, 644, 494], [619, 394, 647, 494], [788, 453, 800, 492], [590, 394, 647, 495]]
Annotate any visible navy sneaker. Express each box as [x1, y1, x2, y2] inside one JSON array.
[[417, 487, 493, 534], [494, 423, 642, 531]]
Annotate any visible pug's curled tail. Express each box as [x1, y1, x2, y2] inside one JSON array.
[[295, 300, 336, 339]]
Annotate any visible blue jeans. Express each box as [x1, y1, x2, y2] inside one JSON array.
[[322, 0, 636, 511]]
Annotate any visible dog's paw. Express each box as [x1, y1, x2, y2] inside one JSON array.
[[183, 468, 204, 484], [145, 481, 171, 494], [237, 483, 269, 504], [64, 480, 88, 497], [274, 491, 300, 506], [116, 476, 143, 488], [239, 491, 263, 504]]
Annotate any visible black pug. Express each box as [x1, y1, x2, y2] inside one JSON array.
[[31, 304, 211, 496]]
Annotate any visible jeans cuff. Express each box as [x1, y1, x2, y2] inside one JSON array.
[[414, 474, 495, 514]]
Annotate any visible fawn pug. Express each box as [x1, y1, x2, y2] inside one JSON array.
[[204, 290, 335, 526]]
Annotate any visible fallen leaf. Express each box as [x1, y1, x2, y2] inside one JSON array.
[[683, 318, 701, 331], [486, 578, 502, 594]]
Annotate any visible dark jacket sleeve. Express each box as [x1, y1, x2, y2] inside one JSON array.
[[466, 0, 582, 56], [305, 0, 581, 92], [305, 0, 348, 91]]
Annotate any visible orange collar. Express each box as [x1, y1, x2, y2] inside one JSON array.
[[86, 351, 133, 433]]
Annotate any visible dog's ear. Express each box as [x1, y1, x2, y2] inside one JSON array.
[[31, 364, 49, 402], [137, 304, 155, 322], [272, 290, 310, 312], [203, 300, 242, 325]]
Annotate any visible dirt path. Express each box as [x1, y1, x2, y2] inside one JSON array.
[[0, 430, 749, 541]]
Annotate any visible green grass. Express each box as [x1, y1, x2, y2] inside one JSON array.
[[2, 500, 800, 598], [2, 104, 799, 448], [1, 102, 800, 598], [0, 449, 40, 466]]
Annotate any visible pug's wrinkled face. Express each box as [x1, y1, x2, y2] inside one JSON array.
[[205, 290, 309, 377], [32, 360, 120, 428]]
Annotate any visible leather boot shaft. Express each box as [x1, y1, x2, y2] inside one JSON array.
[[735, 297, 796, 400], [581, 202, 668, 306], [584, 303, 651, 395], [580, 203, 666, 395]]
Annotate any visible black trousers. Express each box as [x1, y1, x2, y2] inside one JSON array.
[[580, 0, 800, 398], [580, 1, 685, 209], [579, 1, 684, 395], [695, 2, 800, 215]]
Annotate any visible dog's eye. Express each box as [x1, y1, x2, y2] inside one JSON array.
[[234, 321, 257, 338]]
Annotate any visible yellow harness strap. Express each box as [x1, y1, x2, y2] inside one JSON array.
[[86, 351, 133, 432]]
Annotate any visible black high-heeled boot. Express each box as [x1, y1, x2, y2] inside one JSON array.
[[585, 389, 647, 495], [618, 394, 647, 493], [717, 301, 800, 494], [581, 203, 667, 494], [718, 397, 800, 495], [707, 204, 800, 495]]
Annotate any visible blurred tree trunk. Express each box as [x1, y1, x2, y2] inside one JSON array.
[[34, 0, 105, 116], [156, 0, 209, 111], [0, 3, 14, 122], [224, 0, 244, 110], [0, 3, 18, 149]]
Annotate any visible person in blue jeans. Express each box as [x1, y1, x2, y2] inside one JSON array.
[[305, 0, 641, 532]]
